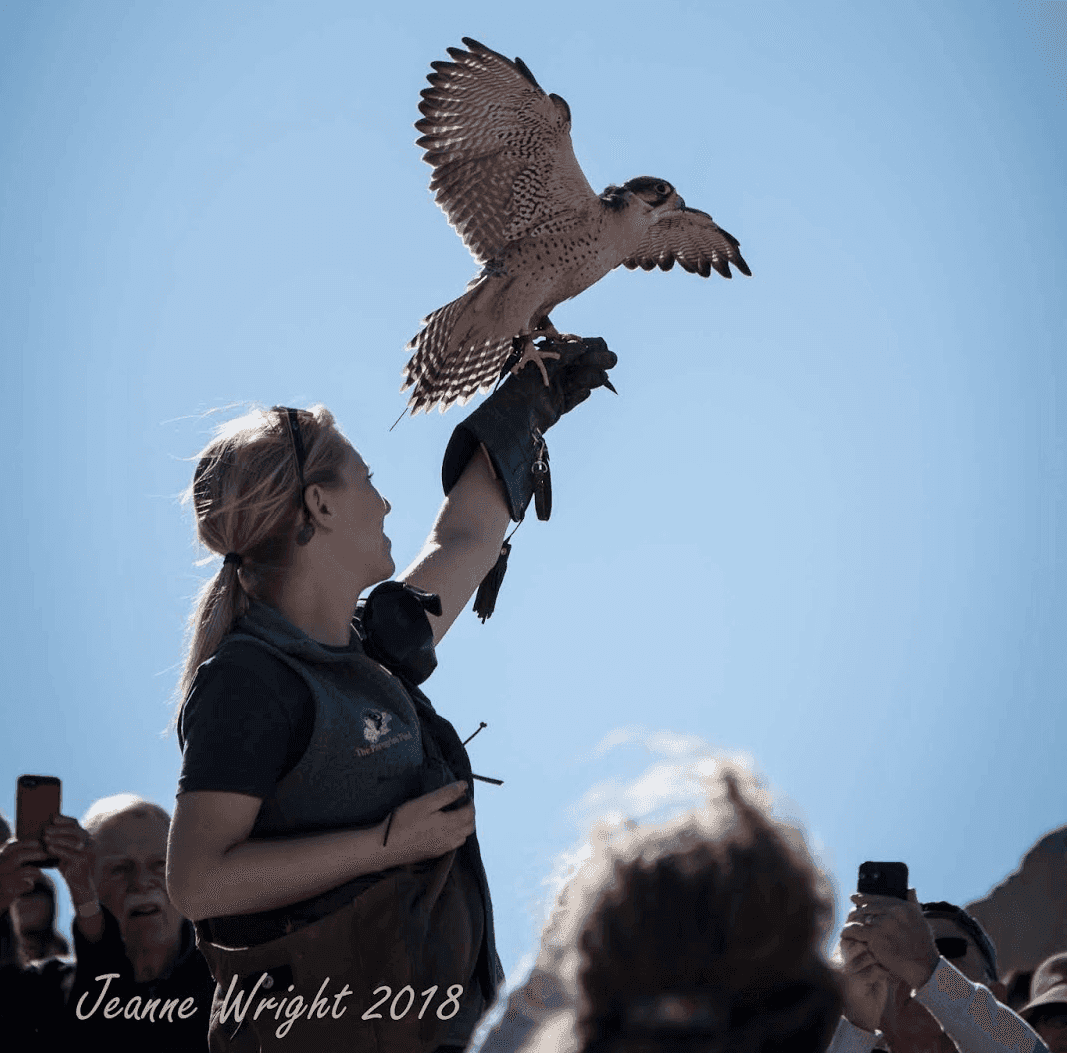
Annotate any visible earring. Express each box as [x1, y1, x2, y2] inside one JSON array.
[[296, 518, 316, 546]]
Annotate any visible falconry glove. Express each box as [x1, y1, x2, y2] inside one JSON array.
[[441, 335, 617, 619], [442, 335, 616, 519]]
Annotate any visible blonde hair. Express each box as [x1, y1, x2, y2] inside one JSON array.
[[176, 404, 350, 711]]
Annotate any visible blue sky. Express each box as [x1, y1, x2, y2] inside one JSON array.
[[2, 0, 1065, 980]]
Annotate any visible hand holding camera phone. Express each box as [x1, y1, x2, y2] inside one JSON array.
[[15, 774, 62, 868]]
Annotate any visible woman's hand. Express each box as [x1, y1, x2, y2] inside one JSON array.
[[384, 782, 475, 866], [41, 815, 97, 906], [838, 935, 892, 1033], [841, 890, 940, 992], [0, 839, 47, 914]]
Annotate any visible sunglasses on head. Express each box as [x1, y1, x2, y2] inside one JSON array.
[[934, 937, 970, 960], [273, 406, 308, 486]]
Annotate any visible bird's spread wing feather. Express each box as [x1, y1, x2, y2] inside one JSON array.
[[622, 207, 752, 279], [415, 37, 599, 265]]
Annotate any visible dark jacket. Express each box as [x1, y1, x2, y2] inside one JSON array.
[[0, 928, 74, 1053], [62, 905, 215, 1052]]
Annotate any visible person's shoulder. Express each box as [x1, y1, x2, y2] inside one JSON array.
[[182, 634, 311, 741], [210, 633, 291, 670], [195, 635, 306, 694]]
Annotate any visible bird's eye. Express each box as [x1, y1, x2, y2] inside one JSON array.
[[656, 183, 669, 195]]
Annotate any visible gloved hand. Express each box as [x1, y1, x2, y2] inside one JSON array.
[[441, 335, 617, 522]]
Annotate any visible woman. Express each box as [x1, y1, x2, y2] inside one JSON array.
[[167, 341, 616, 1053]]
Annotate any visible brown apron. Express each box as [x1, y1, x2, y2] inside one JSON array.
[[196, 852, 476, 1053]]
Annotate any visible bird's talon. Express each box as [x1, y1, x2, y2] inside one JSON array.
[[511, 342, 562, 386]]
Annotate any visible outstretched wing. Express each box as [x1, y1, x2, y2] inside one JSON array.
[[622, 207, 752, 279], [415, 37, 600, 266]]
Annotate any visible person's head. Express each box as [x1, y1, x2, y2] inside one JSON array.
[[11, 872, 70, 965], [921, 901, 998, 986], [1021, 954, 1067, 1053], [0, 812, 10, 842], [82, 795, 183, 956], [537, 766, 842, 1053], [178, 404, 391, 700]]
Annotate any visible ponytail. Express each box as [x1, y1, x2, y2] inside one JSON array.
[[176, 558, 251, 710], [173, 405, 349, 730]]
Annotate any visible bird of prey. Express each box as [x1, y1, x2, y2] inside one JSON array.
[[402, 37, 751, 414]]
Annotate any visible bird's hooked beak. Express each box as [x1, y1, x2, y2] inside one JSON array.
[[650, 189, 688, 218], [666, 192, 688, 214]]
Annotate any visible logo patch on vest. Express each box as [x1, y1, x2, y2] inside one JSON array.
[[362, 709, 393, 744]]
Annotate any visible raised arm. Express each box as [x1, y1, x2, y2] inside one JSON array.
[[843, 891, 1049, 1053], [399, 445, 509, 643], [400, 335, 617, 644]]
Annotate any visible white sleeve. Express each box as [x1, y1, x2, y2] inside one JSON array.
[[825, 1015, 880, 1053], [914, 958, 1050, 1053]]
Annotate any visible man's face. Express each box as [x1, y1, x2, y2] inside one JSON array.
[[925, 916, 993, 986], [92, 811, 184, 953]]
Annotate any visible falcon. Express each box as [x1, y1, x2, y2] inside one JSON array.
[[402, 37, 751, 414]]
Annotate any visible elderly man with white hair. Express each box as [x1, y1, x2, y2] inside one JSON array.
[[39, 793, 214, 1052]]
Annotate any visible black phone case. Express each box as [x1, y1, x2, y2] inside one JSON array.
[[16, 775, 62, 868], [857, 860, 909, 899]]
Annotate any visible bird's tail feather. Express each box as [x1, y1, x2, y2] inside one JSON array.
[[401, 284, 514, 414]]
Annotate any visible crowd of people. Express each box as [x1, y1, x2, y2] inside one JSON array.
[[2, 773, 1065, 1053], [0, 796, 215, 1051], [2, 355, 1064, 1053]]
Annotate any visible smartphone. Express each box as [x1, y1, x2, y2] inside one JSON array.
[[857, 861, 909, 899], [16, 774, 61, 868]]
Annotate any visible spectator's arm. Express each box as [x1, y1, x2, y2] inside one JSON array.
[[915, 958, 1050, 1053], [69, 903, 129, 989], [42, 816, 102, 942], [839, 935, 893, 1031], [825, 1016, 881, 1053]]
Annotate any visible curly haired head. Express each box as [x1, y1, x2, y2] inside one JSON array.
[[561, 765, 841, 1053]]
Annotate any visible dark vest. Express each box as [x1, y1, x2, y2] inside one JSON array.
[[227, 602, 429, 838], [210, 597, 504, 1011]]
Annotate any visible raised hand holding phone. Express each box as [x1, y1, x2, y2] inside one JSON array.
[[844, 863, 940, 991]]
